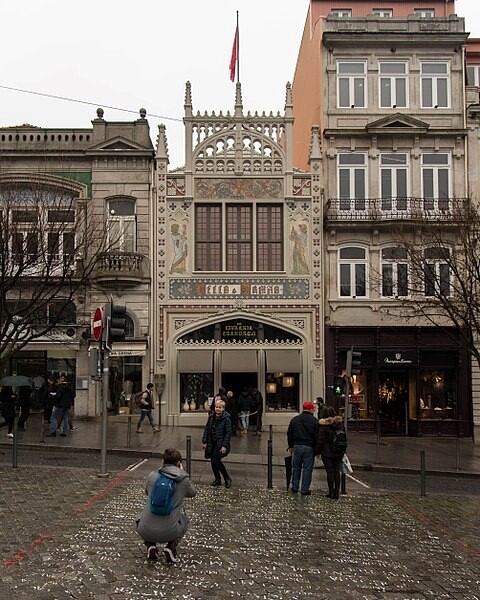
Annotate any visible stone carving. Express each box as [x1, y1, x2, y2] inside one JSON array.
[[289, 222, 309, 275], [167, 177, 186, 196], [169, 278, 309, 299], [169, 223, 188, 274], [293, 177, 311, 197], [195, 178, 283, 199]]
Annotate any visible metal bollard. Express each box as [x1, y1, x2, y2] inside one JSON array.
[[41, 414, 46, 443], [375, 414, 381, 464], [420, 450, 426, 497], [12, 413, 18, 469], [126, 415, 132, 449], [455, 436, 460, 472], [269, 424, 273, 441], [267, 438, 273, 489], [341, 471, 346, 495], [186, 435, 192, 475]]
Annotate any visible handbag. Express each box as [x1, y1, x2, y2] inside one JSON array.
[[342, 454, 353, 474]]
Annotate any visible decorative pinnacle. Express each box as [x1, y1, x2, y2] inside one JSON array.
[[96, 107, 104, 119], [156, 123, 169, 161], [185, 81, 192, 106], [139, 108, 147, 119], [285, 82, 293, 108], [235, 82, 243, 107], [309, 125, 321, 161]]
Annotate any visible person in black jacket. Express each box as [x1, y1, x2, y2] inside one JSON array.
[[0, 386, 16, 438], [47, 376, 74, 437], [287, 401, 320, 496], [202, 398, 232, 488], [317, 406, 345, 500]]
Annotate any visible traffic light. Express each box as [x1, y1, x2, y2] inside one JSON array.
[[345, 347, 362, 378], [334, 377, 344, 396], [104, 302, 127, 348]]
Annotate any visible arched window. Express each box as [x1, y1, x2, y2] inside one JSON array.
[[381, 247, 408, 297], [338, 246, 368, 297], [107, 198, 136, 252]]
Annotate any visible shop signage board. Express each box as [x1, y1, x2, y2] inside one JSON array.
[[92, 307, 104, 341], [378, 350, 417, 367]]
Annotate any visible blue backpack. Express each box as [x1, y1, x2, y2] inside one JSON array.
[[150, 472, 176, 515]]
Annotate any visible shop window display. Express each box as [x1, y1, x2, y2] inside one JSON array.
[[418, 369, 456, 419], [180, 373, 214, 412], [265, 373, 299, 412]]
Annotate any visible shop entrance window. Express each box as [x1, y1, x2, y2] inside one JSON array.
[[378, 372, 409, 434], [418, 369, 456, 419], [265, 373, 299, 412], [109, 355, 143, 414], [180, 373, 214, 412]]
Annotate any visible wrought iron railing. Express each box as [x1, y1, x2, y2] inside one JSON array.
[[94, 252, 147, 278], [326, 197, 470, 222]]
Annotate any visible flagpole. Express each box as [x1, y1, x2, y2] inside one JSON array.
[[236, 11, 240, 83]]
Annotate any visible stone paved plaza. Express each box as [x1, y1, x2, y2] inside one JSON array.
[[0, 459, 479, 600]]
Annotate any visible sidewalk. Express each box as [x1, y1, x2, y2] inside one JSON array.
[[2, 412, 479, 475]]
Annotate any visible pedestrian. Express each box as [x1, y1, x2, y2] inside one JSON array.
[[47, 376, 73, 437], [17, 386, 32, 430], [237, 386, 253, 434], [287, 401, 320, 496], [315, 396, 324, 420], [202, 398, 232, 488], [225, 390, 238, 436], [317, 405, 346, 500], [136, 383, 160, 433], [251, 387, 264, 435], [39, 377, 57, 424], [0, 386, 16, 438], [136, 447, 196, 563]]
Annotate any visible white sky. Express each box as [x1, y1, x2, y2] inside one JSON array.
[[0, 0, 479, 168]]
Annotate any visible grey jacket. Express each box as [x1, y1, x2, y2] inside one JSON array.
[[136, 464, 196, 543]]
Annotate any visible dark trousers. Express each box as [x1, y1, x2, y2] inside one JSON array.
[[210, 448, 230, 483], [17, 405, 30, 429], [0, 411, 14, 434], [323, 456, 342, 498], [256, 412, 263, 432]]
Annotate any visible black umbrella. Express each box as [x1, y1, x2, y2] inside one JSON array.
[[284, 453, 292, 490], [0, 375, 32, 388]]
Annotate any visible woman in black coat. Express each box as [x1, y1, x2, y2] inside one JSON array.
[[202, 398, 232, 488], [0, 386, 16, 438], [317, 406, 345, 500]]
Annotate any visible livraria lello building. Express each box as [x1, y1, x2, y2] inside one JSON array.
[[1, 0, 480, 439]]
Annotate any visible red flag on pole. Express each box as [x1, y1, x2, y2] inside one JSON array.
[[229, 24, 239, 82]]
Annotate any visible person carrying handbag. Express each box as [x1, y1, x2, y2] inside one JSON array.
[[317, 405, 347, 500], [202, 398, 232, 488]]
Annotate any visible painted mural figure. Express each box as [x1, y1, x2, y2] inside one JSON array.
[[290, 223, 309, 275], [170, 223, 188, 273]]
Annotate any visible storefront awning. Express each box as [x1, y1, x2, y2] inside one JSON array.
[[221, 350, 258, 373], [266, 349, 302, 373], [177, 350, 213, 373]]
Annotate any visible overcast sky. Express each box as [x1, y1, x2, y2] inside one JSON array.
[[1, 0, 479, 168]]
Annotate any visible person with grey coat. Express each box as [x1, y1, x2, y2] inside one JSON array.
[[136, 448, 196, 563]]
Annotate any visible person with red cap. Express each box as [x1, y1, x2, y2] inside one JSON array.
[[287, 401, 320, 496]]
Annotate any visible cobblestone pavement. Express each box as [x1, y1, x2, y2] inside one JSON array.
[[0, 461, 479, 600]]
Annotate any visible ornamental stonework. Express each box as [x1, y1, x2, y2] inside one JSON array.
[[195, 178, 283, 199], [169, 278, 309, 299]]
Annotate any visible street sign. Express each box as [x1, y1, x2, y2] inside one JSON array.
[[92, 307, 104, 341]]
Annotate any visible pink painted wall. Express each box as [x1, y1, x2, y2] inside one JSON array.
[[311, 0, 455, 21]]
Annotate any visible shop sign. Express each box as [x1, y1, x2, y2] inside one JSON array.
[[110, 350, 146, 357], [170, 278, 309, 299], [221, 320, 257, 340], [378, 350, 417, 367]]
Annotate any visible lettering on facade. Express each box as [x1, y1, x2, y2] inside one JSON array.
[[170, 278, 308, 299], [378, 351, 416, 367]]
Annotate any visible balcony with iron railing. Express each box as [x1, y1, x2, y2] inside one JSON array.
[[325, 197, 470, 224], [93, 251, 149, 287]]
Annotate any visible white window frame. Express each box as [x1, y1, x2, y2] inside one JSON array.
[[421, 153, 451, 212], [373, 8, 393, 18], [414, 8, 435, 18], [337, 61, 367, 108], [379, 62, 408, 108], [330, 9, 352, 18], [424, 249, 451, 297], [420, 62, 450, 108], [107, 198, 137, 253], [381, 247, 409, 298], [466, 65, 480, 87], [338, 246, 368, 298], [379, 153, 409, 212], [337, 153, 368, 212]]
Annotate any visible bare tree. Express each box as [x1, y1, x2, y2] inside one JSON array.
[[378, 199, 480, 368], [0, 182, 110, 366]]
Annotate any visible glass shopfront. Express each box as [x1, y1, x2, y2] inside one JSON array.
[[109, 355, 143, 414]]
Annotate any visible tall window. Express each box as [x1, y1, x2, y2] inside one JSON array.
[[381, 247, 408, 297], [373, 8, 393, 17], [338, 246, 368, 298], [330, 9, 352, 17], [338, 153, 367, 211], [195, 203, 284, 272], [422, 153, 450, 211], [195, 204, 222, 271], [421, 62, 449, 108], [107, 198, 136, 252], [11, 209, 39, 265], [257, 205, 283, 271], [379, 62, 408, 108], [380, 153, 408, 211], [424, 247, 451, 297], [466, 65, 480, 87], [414, 8, 434, 18], [337, 61, 367, 108]]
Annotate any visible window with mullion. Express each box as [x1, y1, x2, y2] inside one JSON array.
[[195, 204, 222, 271], [227, 204, 252, 271], [421, 62, 449, 108], [257, 204, 283, 271], [379, 62, 407, 108], [422, 154, 450, 211]]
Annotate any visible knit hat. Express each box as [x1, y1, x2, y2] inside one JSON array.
[[303, 401, 315, 412]]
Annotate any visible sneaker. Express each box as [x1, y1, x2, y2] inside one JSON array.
[[225, 478, 232, 489], [7, 433, 14, 438], [147, 545, 159, 561], [301, 491, 311, 496], [153, 427, 160, 433], [70, 426, 78, 431], [166, 540, 178, 558], [210, 479, 221, 487], [163, 546, 178, 564], [136, 429, 143, 434], [290, 488, 298, 494]]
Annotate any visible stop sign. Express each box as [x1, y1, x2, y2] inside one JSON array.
[[92, 307, 104, 341]]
